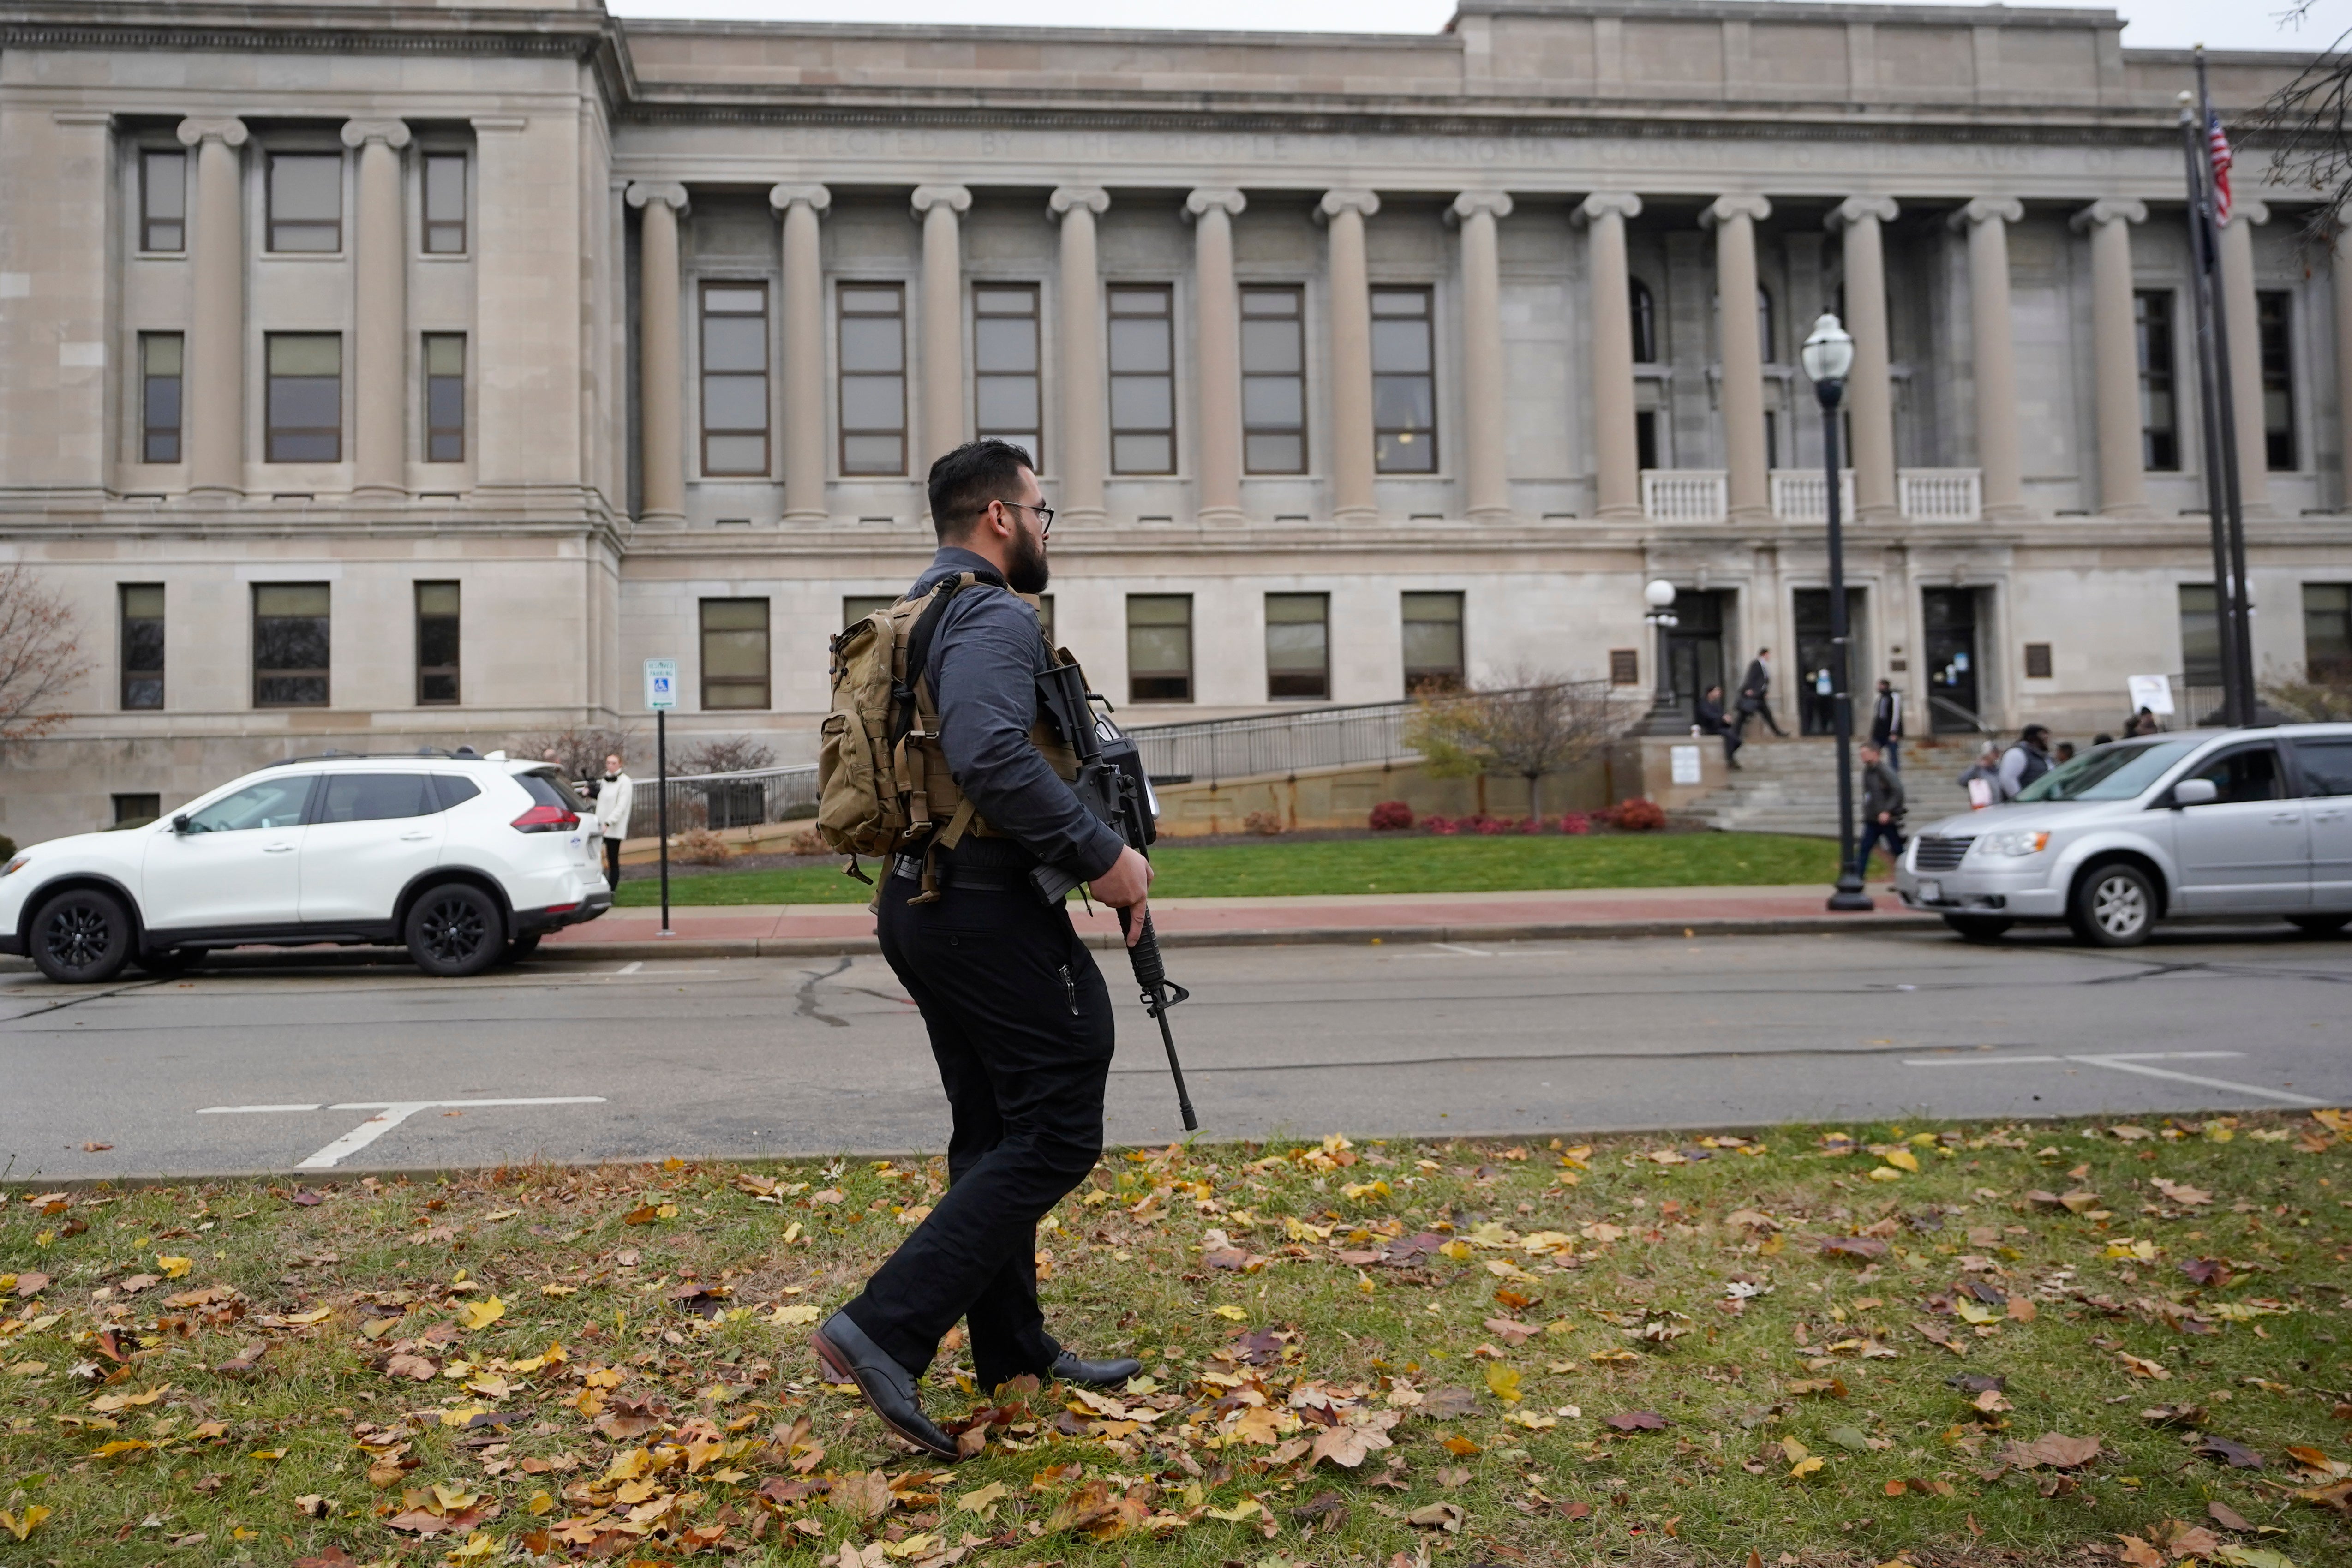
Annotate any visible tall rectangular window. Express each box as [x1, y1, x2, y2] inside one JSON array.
[[2135, 289, 2179, 472], [267, 153, 342, 253], [1241, 286, 1306, 474], [1265, 592, 1329, 701], [415, 581, 460, 705], [253, 583, 331, 707], [2306, 583, 2352, 681], [1372, 286, 1436, 473], [424, 333, 465, 461], [140, 149, 185, 252], [1401, 590, 1465, 693], [1127, 594, 1193, 702], [266, 334, 342, 461], [701, 283, 769, 476], [422, 153, 467, 254], [139, 333, 183, 463], [2178, 584, 2221, 687], [2259, 290, 2296, 472], [975, 284, 1041, 469], [1109, 284, 1175, 474], [700, 599, 771, 710], [120, 584, 164, 711], [838, 284, 906, 476]]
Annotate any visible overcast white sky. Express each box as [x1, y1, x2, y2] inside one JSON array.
[[608, 0, 2340, 58]]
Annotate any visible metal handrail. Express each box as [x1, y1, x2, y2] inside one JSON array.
[[619, 763, 820, 841], [1125, 682, 1617, 785]]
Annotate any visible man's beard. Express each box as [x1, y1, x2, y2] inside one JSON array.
[[1005, 521, 1050, 594]]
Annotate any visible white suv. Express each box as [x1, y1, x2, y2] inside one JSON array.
[[0, 751, 610, 982]]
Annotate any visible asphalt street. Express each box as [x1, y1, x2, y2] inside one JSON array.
[[3, 925, 2346, 1182]]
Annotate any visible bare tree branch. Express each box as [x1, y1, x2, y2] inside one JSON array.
[[1405, 667, 1639, 820], [0, 564, 93, 746], [2249, 24, 2352, 240]]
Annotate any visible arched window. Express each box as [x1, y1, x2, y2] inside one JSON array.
[[1630, 279, 1657, 364], [1757, 286, 1776, 365]]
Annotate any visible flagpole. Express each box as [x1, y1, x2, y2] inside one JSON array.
[[2179, 82, 2244, 727], [2198, 48, 2259, 726]]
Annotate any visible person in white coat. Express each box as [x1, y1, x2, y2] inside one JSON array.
[[592, 753, 633, 890]]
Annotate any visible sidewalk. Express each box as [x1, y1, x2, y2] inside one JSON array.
[[541, 882, 1933, 960]]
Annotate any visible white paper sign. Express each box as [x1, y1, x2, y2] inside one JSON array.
[[644, 658, 679, 711], [2126, 673, 2174, 716], [1670, 743, 1702, 784]]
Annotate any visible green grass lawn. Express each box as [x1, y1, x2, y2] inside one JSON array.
[[4, 1113, 2348, 1567], [615, 832, 1843, 906]]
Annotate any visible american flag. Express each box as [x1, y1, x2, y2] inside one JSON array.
[[2207, 108, 2233, 226]]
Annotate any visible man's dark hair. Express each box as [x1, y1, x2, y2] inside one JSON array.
[[2020, 724, 2050, 744], [928, 439, 1034, 541]]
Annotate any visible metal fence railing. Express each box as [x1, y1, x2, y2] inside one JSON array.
[[621, 764, 820, 841]]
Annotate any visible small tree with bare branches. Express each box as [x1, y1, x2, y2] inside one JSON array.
[[1405, 667, 1636, 821], [0, 564, 93, 748], [506, 726, 639, 780], [2248, 10, 2352, 239]]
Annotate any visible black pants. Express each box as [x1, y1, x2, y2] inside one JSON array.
[[1740, 700, 1787, 738], [844, 869, 1115, 1391], [1856, 819, 1905, 874], [602, 837, 622, 889]]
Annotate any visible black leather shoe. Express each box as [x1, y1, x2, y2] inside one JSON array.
[[1049, 1350, 1143, 1388], [813, 1311, 963, 1460]]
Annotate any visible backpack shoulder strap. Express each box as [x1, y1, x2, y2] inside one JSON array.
[[903, 568, 1010, 701]]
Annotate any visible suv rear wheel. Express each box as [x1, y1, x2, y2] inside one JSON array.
[[406, 883, 505, 978], [30, 887, 135, 983], [2069, 862, 2155, 948]]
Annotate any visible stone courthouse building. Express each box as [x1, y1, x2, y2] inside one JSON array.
[[1, 0, 2348, 841]]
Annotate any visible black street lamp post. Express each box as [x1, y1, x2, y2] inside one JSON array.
[[1802, 312, 1874, 913]]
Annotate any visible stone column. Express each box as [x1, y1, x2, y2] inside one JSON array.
[[2070, 198, 2150, 517], [770, 183, 831, 523], [627, 181, 689, 527], [1704, 194, 1773, 522], [1451, 191, 1516, 522], [1830, 196, 1900, 521], [2336, 211, 2352, 512], [2220, 199, 2271, 514], [910, 185, 971, 471], [1319, 189, 1381, 524], [1576, 193, 1643, 520], [1187, 187, 1248, 526], [1949, 198, 2028, 519], [176, 116, 248, 497], [343, 119, 411, 498], [1049, 185, 1110, 524]]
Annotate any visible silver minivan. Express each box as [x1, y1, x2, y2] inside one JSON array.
[[1893, 723, 2352, 946]]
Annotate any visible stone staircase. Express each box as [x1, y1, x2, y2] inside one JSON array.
[[1679, 736, 1976, 838]]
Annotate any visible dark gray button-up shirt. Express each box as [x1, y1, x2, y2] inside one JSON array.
[[913, 547, 1126, 879]]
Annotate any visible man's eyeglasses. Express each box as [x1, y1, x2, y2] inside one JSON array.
[[1000, 499, 1054, 538]]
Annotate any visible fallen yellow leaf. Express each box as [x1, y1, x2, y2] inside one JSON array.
[[457, 1296, 506, 1331], [155, 1256, 193, 1280]]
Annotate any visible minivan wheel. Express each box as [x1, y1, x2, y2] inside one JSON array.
[[2287, 912, 2352, 936], [406, 883, 505, 978], [1941, 914, 2014, 941], [2069, 862, 2155, 948], [30, 887, 135, 983]]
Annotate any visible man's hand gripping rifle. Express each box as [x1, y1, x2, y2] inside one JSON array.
[[1029, 663, 1198, 1131]]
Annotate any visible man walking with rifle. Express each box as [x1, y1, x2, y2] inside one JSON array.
[[812, 439, 1154, 1459]]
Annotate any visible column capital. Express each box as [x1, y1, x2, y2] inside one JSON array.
[[626, 181, 690, 215], [1185, 187, 1247, 220], [1317, 188, 1381, 222], [910, 184, 971, 217], [768, 182, 831, 215], [1048, 185, 1109, 219], [2070, 197, 2147, 233], [1701, 193, 1771, 229], [2226, 197, 2273, 228], [1828, 195, 1898, 231], [1574, 191, 1641, 227], [1948, 196, 2024, 232], [339, 118, 411, 150], [174, 115, 247, 149], [1448, 190, 1514, 225]]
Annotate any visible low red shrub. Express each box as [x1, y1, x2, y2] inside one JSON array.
[[1613, 796, 1667, 831], [1424, 815, 1459, 836], [1369, 800, 1416, 831], [1559, 811, 1592, 835], [1469, 814, 1505, 836]]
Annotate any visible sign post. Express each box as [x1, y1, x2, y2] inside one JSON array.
[[643, 659, 679, 937]]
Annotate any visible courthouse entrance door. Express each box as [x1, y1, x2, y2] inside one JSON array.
[[1792, 587, 1867, 736], [1922, 587, 1984, 734], [1664, 590, 1730, 722]]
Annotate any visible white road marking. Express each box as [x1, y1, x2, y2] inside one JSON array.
[[1902, 1050, 2322, 1108], [193, 1096, 606, 1168], [1429, 943, 1495, 958], [199, 1103, 326, 1113], [616, 961, 643, 975]]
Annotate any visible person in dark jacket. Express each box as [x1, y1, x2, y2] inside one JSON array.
[[1997, 724, 2054, 801], [1855, 741, 1906, 879], [1736, 648, 1786, 738], [1868, 679, 1904, 770], [1695, 683, 1740, 770]]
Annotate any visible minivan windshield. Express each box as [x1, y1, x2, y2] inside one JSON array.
[[2015, 738, 2201, 802]]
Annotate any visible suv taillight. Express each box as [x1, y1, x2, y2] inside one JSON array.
[[511, 804, 579, 834]]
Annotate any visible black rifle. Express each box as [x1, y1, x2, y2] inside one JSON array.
[[1029, 662, 1197, 1131]]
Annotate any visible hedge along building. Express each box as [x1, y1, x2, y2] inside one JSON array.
[[0, 0, 2346, 844]]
